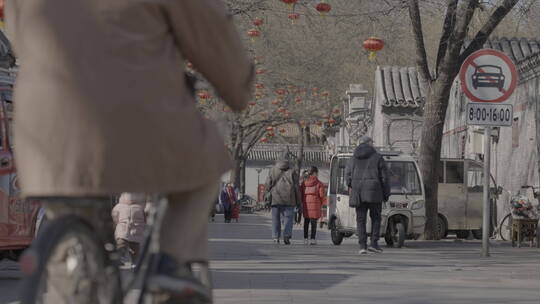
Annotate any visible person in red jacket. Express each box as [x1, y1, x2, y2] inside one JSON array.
[[301, 166, 327, 245]]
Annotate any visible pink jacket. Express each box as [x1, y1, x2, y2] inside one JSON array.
[[112, 193, 147, 243]]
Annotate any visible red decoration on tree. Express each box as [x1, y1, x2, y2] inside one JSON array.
[[288, 13, 300, 24], [281, 0, 298, 10], [247, 29, 261, 41], [272, 99, 281, 105], [255, 83, 265, 89], [295, 97, 302, 104], [256, 69, 267, 75], [363, 37, 385, 61], [333, 108, 341, 114], [260, 137, 269, 143], [279, 128, 286, 134], [315, 2, 332, 16], [253, 18, 264, 27], [328, 118, 336, 125], [277, 107, 286, 113], [266, 126, 274, 132], [197, 91, 211, 100], [248, 101, 257, 107], [276, 89, 286, 95]]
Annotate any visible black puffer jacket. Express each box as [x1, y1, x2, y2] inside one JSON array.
[[345, 144, 390, 207]]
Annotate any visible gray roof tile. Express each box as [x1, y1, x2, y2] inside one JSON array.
[[377, 66, 424, 108]]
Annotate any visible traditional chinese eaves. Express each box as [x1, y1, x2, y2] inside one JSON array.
[[469, 37, 540, 64], [376, 66, 425, 109], [247, 144, 329, 163]]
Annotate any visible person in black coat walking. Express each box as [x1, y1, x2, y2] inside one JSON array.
[[346, 136, 390, 254]]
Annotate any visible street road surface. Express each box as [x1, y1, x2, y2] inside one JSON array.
[[2, 213, 540, 304]]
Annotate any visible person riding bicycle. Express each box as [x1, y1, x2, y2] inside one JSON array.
[[6, 0, 253, 302]]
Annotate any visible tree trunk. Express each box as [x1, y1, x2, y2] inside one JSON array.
[[533, 78, 540, 203], [240, 158, 246, 195], [296, 124, 305, 174], [418, 75, 455, 240]]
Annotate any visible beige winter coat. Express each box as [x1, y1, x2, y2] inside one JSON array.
[[112, 193, 147, 243], [5, 0, 252, 196]]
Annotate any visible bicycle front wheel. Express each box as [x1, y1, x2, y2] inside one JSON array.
[[19, 215, 122, 304], [498, 213, 512, 241]]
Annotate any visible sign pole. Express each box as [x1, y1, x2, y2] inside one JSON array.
[[482, 126, 491, 257]]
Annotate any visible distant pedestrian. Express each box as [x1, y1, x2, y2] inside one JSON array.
[[346, 136, 390, 255], [264, 159, 301, 245], [209, 197, 217, 222], [301, 166, 326, 245], [220, 183, 236, 223], [112, 193, 147, 265]]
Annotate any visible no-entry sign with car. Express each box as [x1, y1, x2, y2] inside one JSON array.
[[459, 48, 519, 257], [459, 49, 518, 103]]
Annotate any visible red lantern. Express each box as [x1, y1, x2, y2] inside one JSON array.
[[253, 18, 264, 27], [363, 37, 385, 61], [198, 91, 211, 100], [281, 0, 298, 10], [288, 13, 300, 24], [328, 118, 336, 125], [276, 89, 286, 95], [260, 137, 269, 143], [247, 29, 260, 41], [248, 101, 257, 107], [316, 2, 332, 16], [256, 69, 266, 75], [266, 126, 274, 132], [255, 83, 265, 89]]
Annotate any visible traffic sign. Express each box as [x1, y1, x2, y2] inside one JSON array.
[[459, 49, 517, 103], [466, 103, 513, 126]]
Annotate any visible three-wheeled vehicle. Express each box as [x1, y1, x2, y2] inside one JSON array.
[[327, 147, 426, 248], [0, 69, 43, 260]]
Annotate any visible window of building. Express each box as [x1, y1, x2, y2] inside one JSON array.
[[512, 117, 519, 148], [445, 161, 464, 184]]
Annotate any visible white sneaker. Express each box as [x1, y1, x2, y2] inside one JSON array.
[[359, 249, 368, 255], [304, 239, 309, 245], [310, 239, 317, 245]]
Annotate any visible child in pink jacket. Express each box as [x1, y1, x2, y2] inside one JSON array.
[[112, 193, 147, 264]]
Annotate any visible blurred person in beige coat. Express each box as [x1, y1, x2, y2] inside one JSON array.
[[6, 0, 253, 299], [112, 193, 147, 264]]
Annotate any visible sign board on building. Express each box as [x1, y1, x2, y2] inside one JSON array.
[[460, 49, 517, 103], [466, 103, 513, 126]]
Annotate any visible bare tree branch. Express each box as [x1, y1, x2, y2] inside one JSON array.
[[435, 0, 458, 78], [408, 0, 432, 82], [458, 0, 520, 65]]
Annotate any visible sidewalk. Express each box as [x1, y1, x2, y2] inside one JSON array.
[[209, 213, 540, 304]]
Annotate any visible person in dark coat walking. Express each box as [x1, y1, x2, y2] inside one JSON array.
[[346, 136, 390, 254]]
